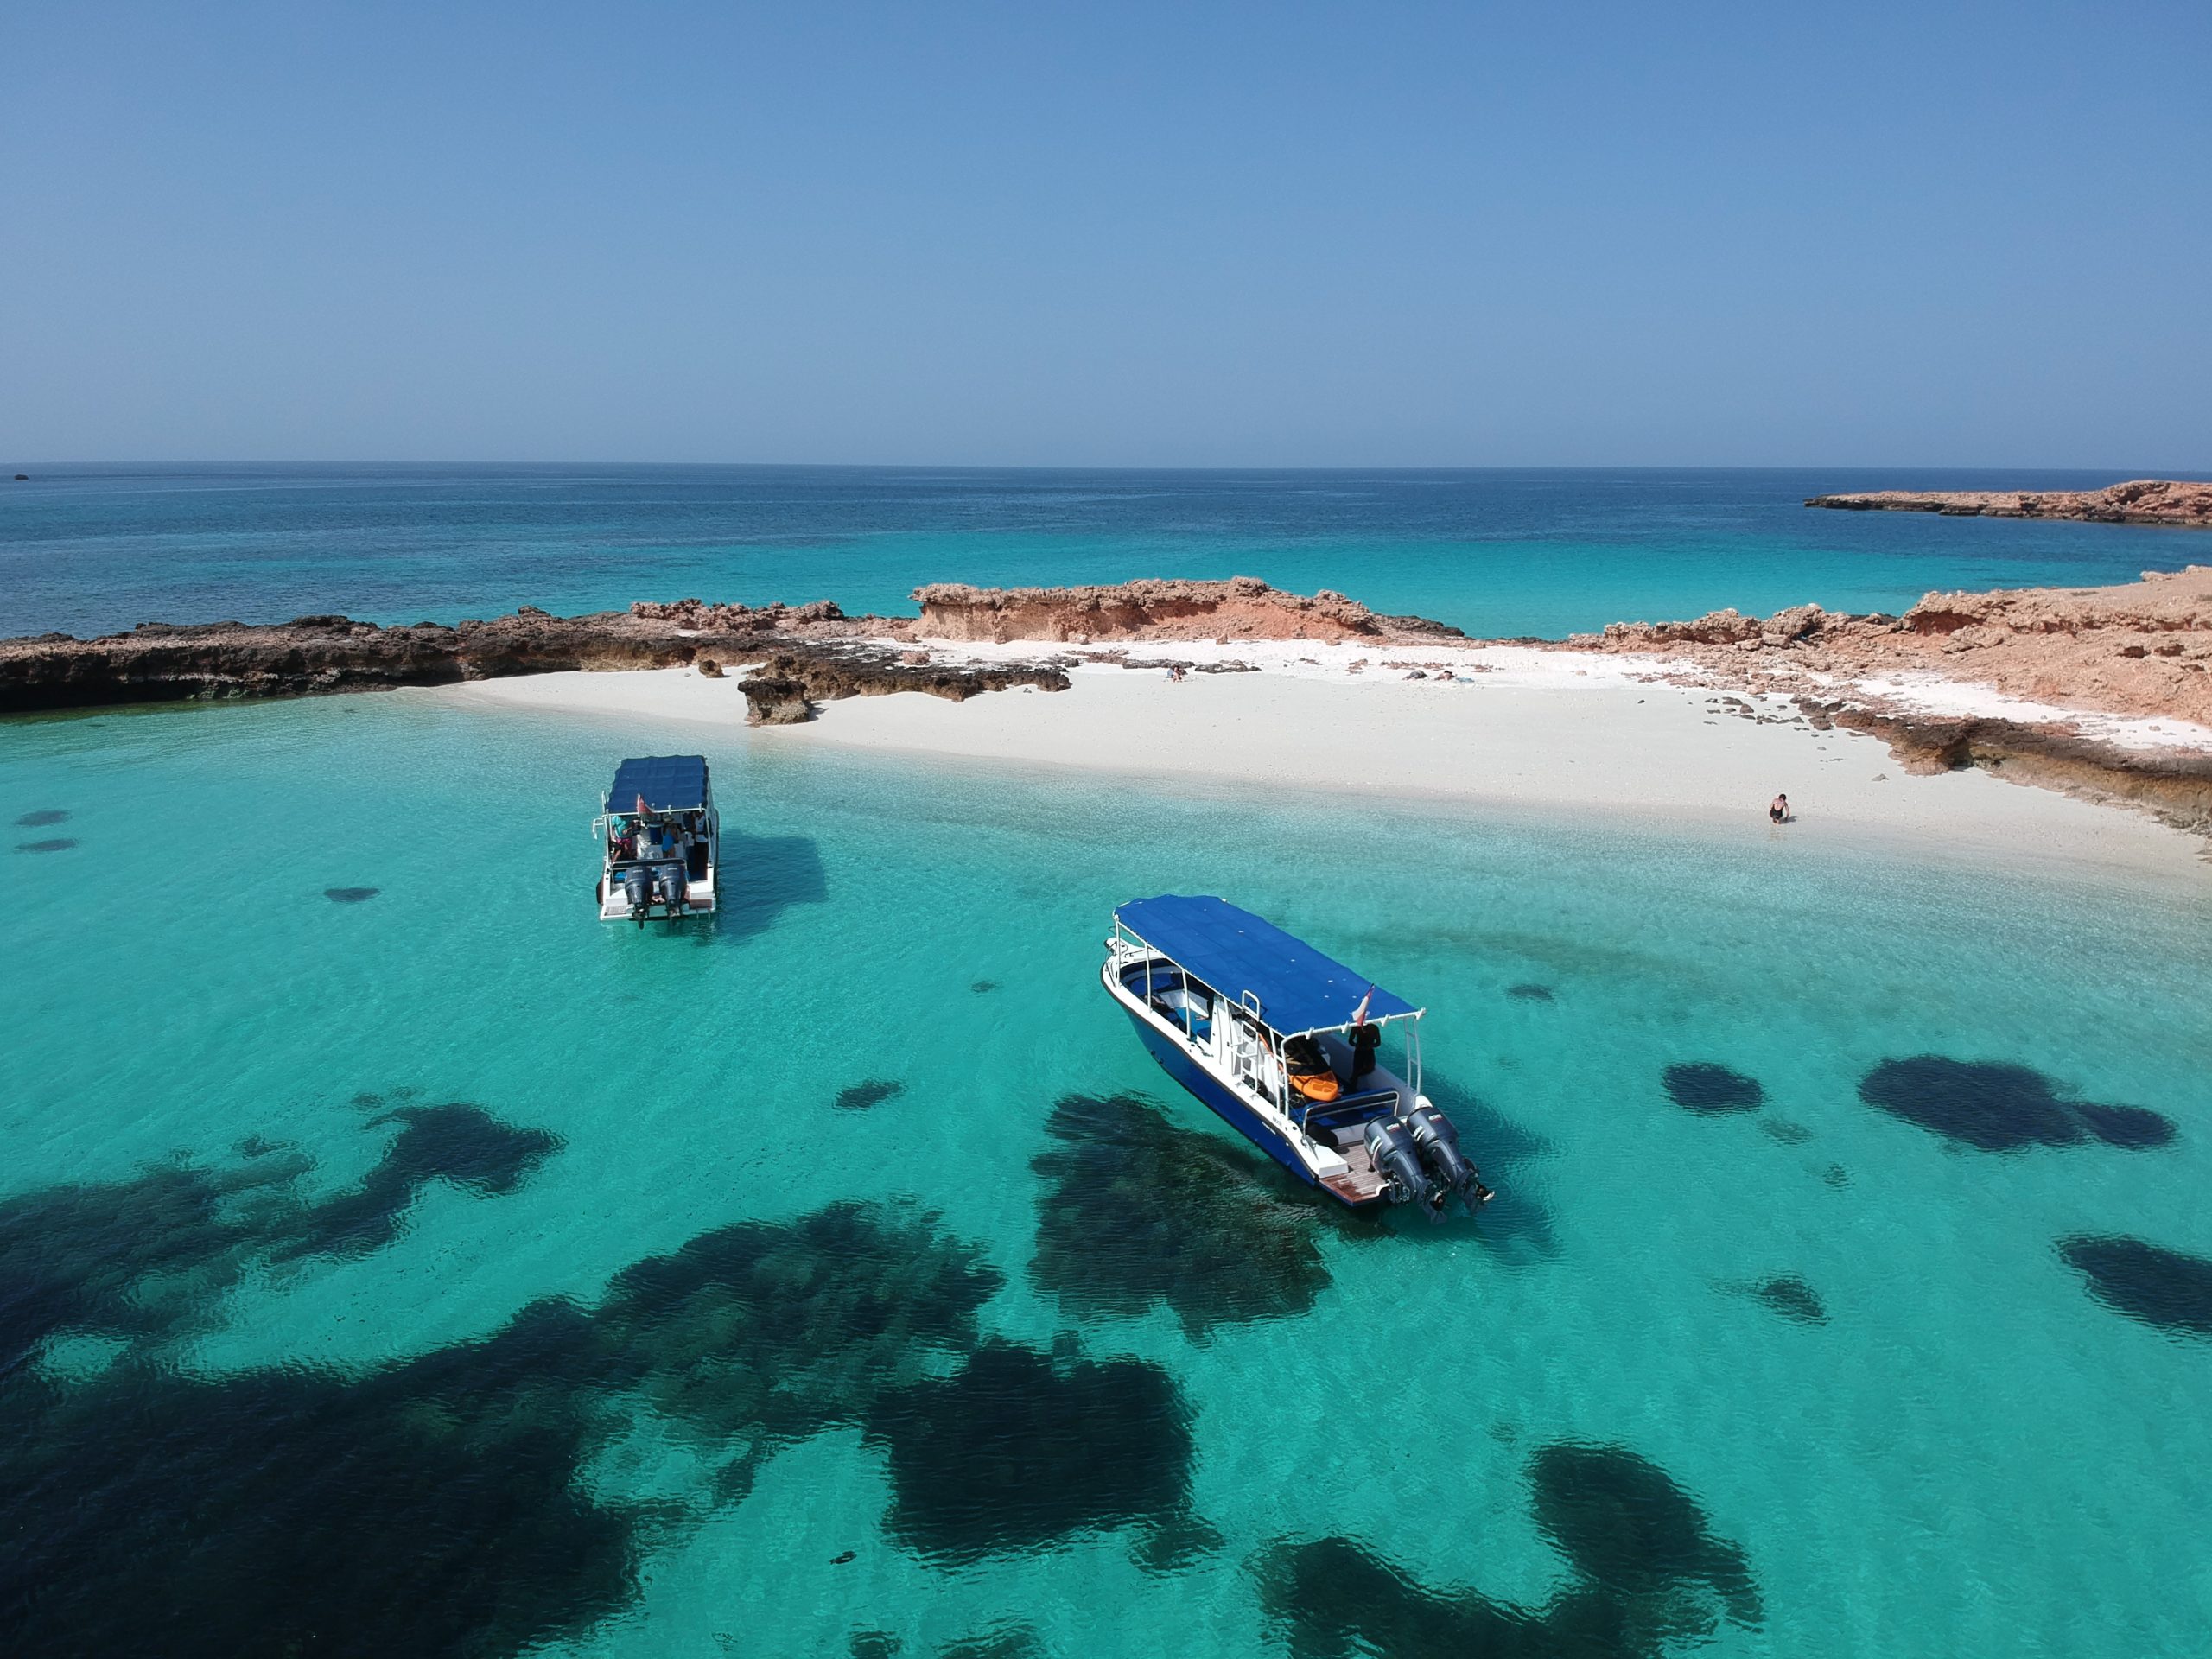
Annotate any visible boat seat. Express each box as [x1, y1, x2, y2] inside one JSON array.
[[1300, 1093, 1399, 1135], [1148, 996, 1211, 1040]]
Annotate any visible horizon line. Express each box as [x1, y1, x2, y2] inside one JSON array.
[[7, 460, 2207, 477]]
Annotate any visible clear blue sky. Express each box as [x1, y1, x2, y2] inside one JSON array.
[[4, 2, 2206, 467]]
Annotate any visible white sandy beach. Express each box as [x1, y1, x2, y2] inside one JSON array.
[[421, 637, 2212, 886]]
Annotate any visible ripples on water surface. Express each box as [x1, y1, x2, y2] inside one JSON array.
[[3, 694, 2210, 1657]]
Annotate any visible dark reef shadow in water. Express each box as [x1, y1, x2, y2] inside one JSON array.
[[1758, 1119, 1813, 1146], [863, 1339, 1196, 1565], [0, 1103, 563, 1369], [276, 1103, 563, 1259], [0, 1306, 641, 1659], [1030, 1093, 1353, 1336], [323, 886, 379, 903], [15, 837, 76, 853], [834, 1079, 905, 1112], [709, 833, 828, 944], [1858, 1057, 2174, 1153], [0, 1187, 1016, 1658], [14, 809, 69, 827], [938, 1625, 1045, 1659], [2058, 1236, 2212, 1337], [970, 979, 998, 994], [1506, 982, 1556, 1002], [1738, 1275, 1827, 1325], [1259, 1442, 1758, 1659], [0, 1158, 307, 1373], [1662, 1063, 1764, 1115]]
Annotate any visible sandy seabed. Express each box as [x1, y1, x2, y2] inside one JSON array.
[[423, 639, 2212, 889]]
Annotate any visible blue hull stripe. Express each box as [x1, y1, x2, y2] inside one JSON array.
[[1121, 1006, 1319, 1187]]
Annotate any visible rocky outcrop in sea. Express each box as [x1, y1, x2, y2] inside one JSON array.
[[1806, 479, 2212, 529]]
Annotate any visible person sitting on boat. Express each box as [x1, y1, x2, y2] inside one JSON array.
[[1349, 1020, 1382, 1084]]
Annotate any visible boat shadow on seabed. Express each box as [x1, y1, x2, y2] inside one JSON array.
[[700, 832, 829, 946], [1410, 1073, 1559, 1265]]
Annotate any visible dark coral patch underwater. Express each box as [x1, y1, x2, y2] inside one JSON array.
[[323, 886, 379, 903], [15, 837, 76, 853], [1858, 1057, 2174, 1153], [938, 1626, 1045, 1659], [1745, 1275, 1827, 1325], [1030, 1092, 1350, 1336], [0, 1306, 639, 1659], [1261, 1441, 1758, 1659], [1661, 1063, 1764, 1114], [0, 1192, 1014, 1658], [0, 1157, 307, 1372], [13, 808, 70, 826], [0, 1103, 563, 1364], [589, 1199, 1002, 1452], [835, 1078, 906, 1111], [864, 1340, 1197, 1566], [277, 1103, 563, 1258], [1506, 982, 1556, 1001], [2058, 1236, 2212, 1337]]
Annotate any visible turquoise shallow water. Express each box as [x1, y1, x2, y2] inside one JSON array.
[[6, 465, 2210, 642], [4, 693, 2210, 1656]]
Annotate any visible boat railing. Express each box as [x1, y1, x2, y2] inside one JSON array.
[[1292, 1088, 1402, 1135]]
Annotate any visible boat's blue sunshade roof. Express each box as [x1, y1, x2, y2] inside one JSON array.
[[1114, 895, 1419, 1034], [607, 755, 709, 811]]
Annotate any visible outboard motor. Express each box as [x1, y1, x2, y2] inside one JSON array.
[[1363, 1116, 1437, 1215], [621, 864, 654, 925], [652, 861, 686, 918], [1404, 1102, 1496, 1211]]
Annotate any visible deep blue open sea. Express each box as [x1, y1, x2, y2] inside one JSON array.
[[4, 464, 2209, 641], [5, 468, 2212, 1657]]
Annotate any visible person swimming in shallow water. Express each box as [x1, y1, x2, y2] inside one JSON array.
[[1769, 792, 1790, 823]]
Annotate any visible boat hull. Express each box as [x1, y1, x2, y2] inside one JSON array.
[[1118, 1005, 1322, 1186]]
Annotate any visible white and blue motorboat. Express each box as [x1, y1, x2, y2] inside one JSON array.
[[1102, 895, 1492, 1216], [594, 755, 720, 925]]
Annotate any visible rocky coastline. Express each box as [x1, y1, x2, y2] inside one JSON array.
[[1806, 479, 2212, 529], [1569, 565, 2212, 834], [7, 569, 2212, 837], [0, 577, 1443, 722], [0, 606, 1068, 723], [1567, 564, 2212, 727]]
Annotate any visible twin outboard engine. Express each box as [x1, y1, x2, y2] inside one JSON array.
[[1363, 1116, 1436, 1213], [652, 861, 686, 918], [1366, 1102, 1494, 1218], [1404, 1102, 1495, 1211], [621, 861, 689, 926]]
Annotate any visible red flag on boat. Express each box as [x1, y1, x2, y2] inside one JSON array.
[[635, 793, 649, 816], [1351, 985, 1374, 1027]]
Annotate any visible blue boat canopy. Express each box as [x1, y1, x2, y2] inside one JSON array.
[[1114, 895, 1420, 1036], [607, 755, 710, 813]]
